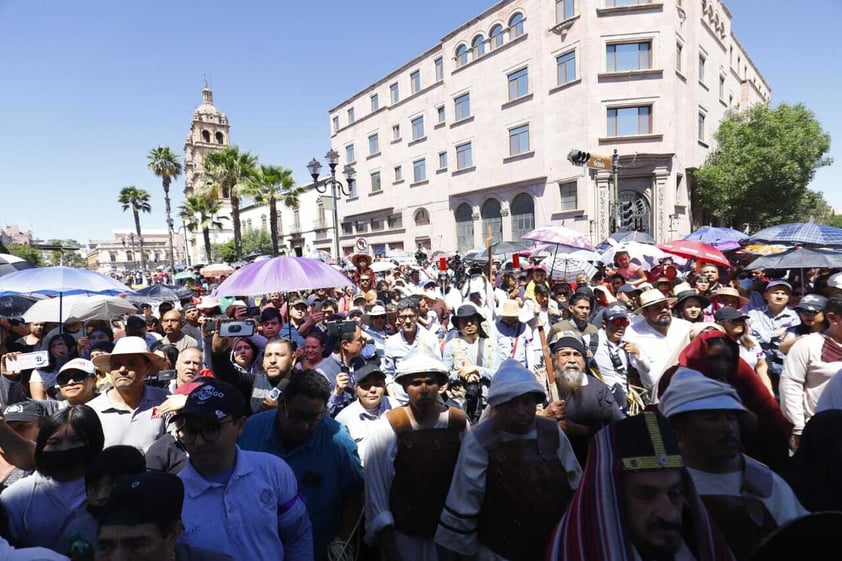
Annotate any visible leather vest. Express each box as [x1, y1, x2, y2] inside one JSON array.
[[387, 406, 467, 537], [474, 417, 573, 561]]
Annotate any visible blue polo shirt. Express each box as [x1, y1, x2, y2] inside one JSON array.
[[238, 411, 364, 561]]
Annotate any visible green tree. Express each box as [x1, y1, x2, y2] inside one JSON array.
[[692, 102, 832, 230], [242, 165, 303, 256], [117, 186, 152, 275], [202, 146, 257, 261], [147, 145, 182, 268], [6, 244, 42, 266], [213, 229, 273, 263], [180, 192, 227, 264]]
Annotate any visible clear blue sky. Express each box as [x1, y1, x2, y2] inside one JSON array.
[[0, 0, 839, 244]]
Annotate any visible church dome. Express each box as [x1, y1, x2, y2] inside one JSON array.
[[193, 84, 227, 119]]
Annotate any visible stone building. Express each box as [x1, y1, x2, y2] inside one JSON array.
[[327, 0, 770, 255]]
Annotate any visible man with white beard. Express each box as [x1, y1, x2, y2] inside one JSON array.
[[543, 332, 622, 465]]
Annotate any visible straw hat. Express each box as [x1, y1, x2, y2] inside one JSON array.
[[634, 289, 676, 313], [496, 299, 521, 318], [711, 287, 749, 308], [92, 336, 169, 372]]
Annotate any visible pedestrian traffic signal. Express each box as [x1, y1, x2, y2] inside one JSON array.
[[619, 201, 635, 228], [567, 150, 590, 165]]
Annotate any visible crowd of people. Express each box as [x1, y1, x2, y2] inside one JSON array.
[[0, 247, 840, 560]]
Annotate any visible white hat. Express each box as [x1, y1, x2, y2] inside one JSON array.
[[487, 359, 545, 406], [658, 367, 746, 418], [634, 289, 676, 313], [92, 336, 168, 372], [196, 296, 219, 309], [828, 272, 842, 290], [366, 305, 387, 317], [58, 358, 96, 377], [394, 346, 448, 383], [497, 299, 521, 318]]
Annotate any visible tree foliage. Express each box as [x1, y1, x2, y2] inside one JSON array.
[[241, 165, 302, 256], [213, 229, 273, 263], [202, 146, 257, 261], [693, 102, 832, 230], [180, 193, 226, 265], [117, 186, 152, 273], [6, 244, 42, 266]]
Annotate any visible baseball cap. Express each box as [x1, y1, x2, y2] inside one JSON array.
[[548, 331, 587, 355], [125, 315, 146, 330], [172, 379, 247, 422], [796, 294, 827, 312], [3, 400, 49, 422], [603, 303, 630, 322], [355, 362, 386, 384], [765, 280, 792, 292], [99, 471, 184, 527], [617, 284, 641, 294], [58, 358, 96, 377], [290, 297, 308, 308], [714, 307, 750, 322]]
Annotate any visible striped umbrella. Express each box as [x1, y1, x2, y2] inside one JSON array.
[[749, 222, 842, 247]]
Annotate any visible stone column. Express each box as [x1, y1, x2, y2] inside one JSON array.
[[595, 170, 612, 242], [653, 166, 671, 242]]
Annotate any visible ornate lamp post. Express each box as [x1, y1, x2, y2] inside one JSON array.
[[307, 149, 355, 264]]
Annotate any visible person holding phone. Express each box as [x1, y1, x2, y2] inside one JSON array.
[[30, 332, 77, 400]]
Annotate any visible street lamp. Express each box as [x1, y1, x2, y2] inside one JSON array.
[[307, 149, 356, 263]]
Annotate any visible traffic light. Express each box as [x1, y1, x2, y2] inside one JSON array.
[[619, 201, 635, 228], [567, 149, 590, 165]]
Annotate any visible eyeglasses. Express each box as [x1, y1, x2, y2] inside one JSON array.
[[609, 318, 630, 328], [56, 371, 91, 386], [176, 419, 232, 444], [798, 309, 819, 316], [398, 314, 417, 322], [282, 402, 325, 426]]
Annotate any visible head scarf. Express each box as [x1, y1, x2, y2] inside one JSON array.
[[547, 412, 734, 561]]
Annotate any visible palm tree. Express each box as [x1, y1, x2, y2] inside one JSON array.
[[202, 146, 257, 261], [117, 186, 152, 277], [242, 165, 304, 256], [180, 193, 227, 264], [147, 146, 182, 269]]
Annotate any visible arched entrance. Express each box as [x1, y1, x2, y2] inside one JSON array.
[[618, 190, 652, 233], [454, 203, 474, 253], [510, 193, 534, 241], [481, 199, 502, 246]]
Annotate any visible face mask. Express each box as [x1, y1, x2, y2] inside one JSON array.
[[38, 447, 89, 477]]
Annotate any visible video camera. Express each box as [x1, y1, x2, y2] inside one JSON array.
[[145, 369, 176, 388], [327, 319, 357, 337]]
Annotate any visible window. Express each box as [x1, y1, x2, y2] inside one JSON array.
[[698, 55, 706, 83], [355, 220, 368, 233], [413, 159, 427, 182], [510, 193, 535, 241], [415, 208, 431, 226], [342, 222, 354, 235], [471, 35, 485, 58], [345, 144, 355, 163], [394, 165, 403, 182], [437, 105, 446, 124], [719, 75, 725, 99], [434, 57, 444, 81], [556, 0, 575, 22], [455, 203, 474, 253], [370, 93, 379, 112], [607, 106, 652, 136], [438, 151, 448, 170], [559, 181, 578, 211], [698, 112, 706, 141], [392, 124, 401, 140], [556, 51, 576, 84], [202, 130, 210, 142], [410, 70, 421, 94], [507, 67, 529, 100], [456, 44, 469, 67], [332, 116, 339, 132], [368, 133, 379, 155], [454, 93, 471, 121], [215, 132, 224, 144], [411, 116, 425, 140], [390, 82, 399, 104], [509, 13, 524, 38], [388, 213, 403, 229], [509, 124, 530, 155], [456, 142, 473, 170], [371, 171, 382, 193], [676, 42, 683, 73], [371, 217, 384, 231], [490, 24, 504, 48], [481, 199, 502, 245], [606, 41, 651, 72], [347, 107, 355, 124]]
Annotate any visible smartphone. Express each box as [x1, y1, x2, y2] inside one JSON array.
[[245, 306, 261, 317], [219, 320, 256, 337], [5, 351, 49, 372]]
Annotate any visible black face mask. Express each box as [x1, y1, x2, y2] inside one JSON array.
[[38, 447, 89, 478]]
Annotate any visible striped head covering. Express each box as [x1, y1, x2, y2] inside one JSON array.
[[546, 412, 734, 561]]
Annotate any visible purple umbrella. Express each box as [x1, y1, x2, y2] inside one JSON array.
[[213, 256, 353, 297]]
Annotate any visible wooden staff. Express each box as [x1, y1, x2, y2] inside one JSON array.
[[536, 315, 559, 401]]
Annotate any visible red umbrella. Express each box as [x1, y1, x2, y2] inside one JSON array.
[[657, 240, 731, 268]]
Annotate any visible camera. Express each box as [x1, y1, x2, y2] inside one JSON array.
[[327, 320, 357, 337], [145, 369, 176, 388], [219, 320, 256, 337]]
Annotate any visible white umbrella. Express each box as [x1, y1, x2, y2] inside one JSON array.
[[539, 255, 598, 282], [23, 295, 137, 324], [371, 261, 397, 273], [600, 242, 666, 271]]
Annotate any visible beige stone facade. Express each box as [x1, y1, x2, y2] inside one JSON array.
[[327, 0, 770, 255]]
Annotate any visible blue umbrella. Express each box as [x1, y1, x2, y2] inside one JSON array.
[[749, 222, 842, 247], [684, 226, 748, 251]]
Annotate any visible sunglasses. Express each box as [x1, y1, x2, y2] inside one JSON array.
[[56, 371, 91, 386], [609, 318, 630, 328], [798, 309, 819, 316]]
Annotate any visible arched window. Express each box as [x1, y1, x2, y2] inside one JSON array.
[[481, 199, 503, 246], [509, 13, 525, 38], [471, 35, 486, 58], [510, 194, 535, 241], [201, 130, 210, 143], [490, 24, 504, 48], [215, 131, 224, 144], [456, 44, 469, 67], [109, 251, 117, 263], [415, 208, 430, 226], [454, 203, 474, 253]]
